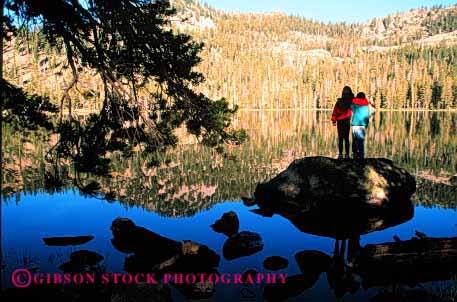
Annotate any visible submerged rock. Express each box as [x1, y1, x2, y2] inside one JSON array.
[[211, 211, 239, 237], [263, 274, 319, 301], [370, 289, 448, 302], [172, 269, 219, 300], [254, 157, 416, 212], [295, 250, 332, 274], [59, 250, 105, 274], [111, 284, 172, 302], [263, 256, 289, 271], [223, 231, 264, 261], [42, 236, 94, 246], [69, 250, 104, 266], [241, 287, 256, 299]]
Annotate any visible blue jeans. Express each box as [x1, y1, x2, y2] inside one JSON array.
[[352, 126, 366, 159]]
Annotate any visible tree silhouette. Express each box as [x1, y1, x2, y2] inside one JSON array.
[[2, 0, 245, 174]]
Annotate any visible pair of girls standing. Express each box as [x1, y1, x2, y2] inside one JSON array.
[[331, 86, 371, 159]]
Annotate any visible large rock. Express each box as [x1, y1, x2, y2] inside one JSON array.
[[111, 218, 181, 258], [111, 218, 220, 300], [255, 157, 416, 212], [111, 218, 220, 273]]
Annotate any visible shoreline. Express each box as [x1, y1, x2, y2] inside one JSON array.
[[59, 108, 457, 117], [236, 108, 457, 112]]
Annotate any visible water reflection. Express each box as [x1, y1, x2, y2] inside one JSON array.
[[259, 202, 415, 239], [3, 111, 457, 215], [253, 199, 456, 300], [2, 110, 457, 301], [356, 236, 457, 290], [2, 191, 456, 301]]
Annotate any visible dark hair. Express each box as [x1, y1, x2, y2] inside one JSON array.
[[339, 86, 354, 110], [356, 92, 366, 99], [342, 86, 354, 98]]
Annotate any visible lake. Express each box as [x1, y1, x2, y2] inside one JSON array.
[[2, 110, 457, 301]]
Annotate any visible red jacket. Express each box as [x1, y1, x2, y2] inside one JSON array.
[[352, 98, 369, 106], [331, 100, 352, 123]]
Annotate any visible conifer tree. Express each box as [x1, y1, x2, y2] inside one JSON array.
[[2, 0, 246, 173]]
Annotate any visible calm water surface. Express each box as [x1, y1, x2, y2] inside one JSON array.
[[2, 111, 457, 301]]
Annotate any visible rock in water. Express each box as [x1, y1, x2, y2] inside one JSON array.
[[254, 157, 416, 212], [263, 256, 289, 271], [110, 218, 220, 273], [111, 218, 181, 259], [223, 232, 264, 261], [211, 211, 239, 237], [42, 236, 95, 246], [110, 218, 221, 301]]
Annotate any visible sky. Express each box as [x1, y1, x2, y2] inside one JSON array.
[[201, 0, 457, 23]]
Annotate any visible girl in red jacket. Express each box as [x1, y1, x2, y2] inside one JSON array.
[[331, 86, 354, 159]]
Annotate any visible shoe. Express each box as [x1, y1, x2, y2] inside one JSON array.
[[345, 155, 351, 159], [337, 154, 344, 160]]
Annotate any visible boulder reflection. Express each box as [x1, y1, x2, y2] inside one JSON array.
[[254, 199, 457, 300], [272, 201, 415, 239]]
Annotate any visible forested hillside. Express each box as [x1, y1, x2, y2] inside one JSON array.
[[3, 0, 457, 110]]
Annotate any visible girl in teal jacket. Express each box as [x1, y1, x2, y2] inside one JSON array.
[[351, 92, 371, 159]]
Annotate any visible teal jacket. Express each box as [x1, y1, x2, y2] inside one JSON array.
[[351, 98, 370, 127]]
